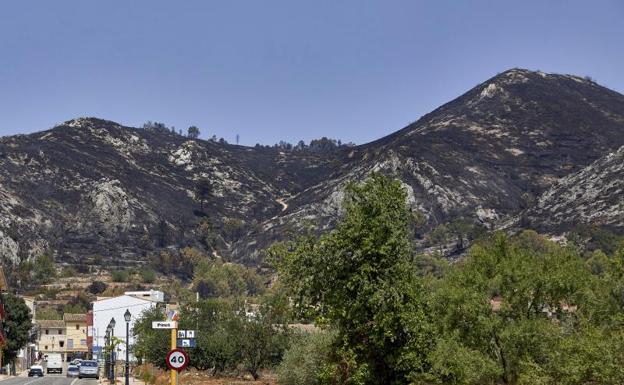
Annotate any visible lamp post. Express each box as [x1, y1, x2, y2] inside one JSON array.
[[109, 318, 116, 383], [124, 309, 131, 385], [105, 329, 111, 382]]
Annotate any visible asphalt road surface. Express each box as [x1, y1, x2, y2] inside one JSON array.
[[0, 374, 99, 385]]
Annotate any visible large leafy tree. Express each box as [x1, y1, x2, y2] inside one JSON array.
[[132, 307, 170, 369], [2, 292, 33, 364], [271, 173, 433, 385], [180, 299, 238, 373], [427, 231, 617, 385]]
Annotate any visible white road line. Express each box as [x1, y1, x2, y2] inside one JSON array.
[[70, 379, 79, 385]]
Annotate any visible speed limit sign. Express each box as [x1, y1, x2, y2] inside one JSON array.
[[166, 349, 189, 371]]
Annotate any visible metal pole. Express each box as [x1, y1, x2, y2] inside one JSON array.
[[105, 332, 110, 382], [170, 327, 177, 385], [111, 327, 115, 383], [125, 321, 130, 385]]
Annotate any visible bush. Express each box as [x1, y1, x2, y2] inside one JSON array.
[[277, 331, 335, 385], [111, 270, 129, 282], [88, 281, 108, 295], [141, 269, 156, 284], [35, 306, 62, 320]]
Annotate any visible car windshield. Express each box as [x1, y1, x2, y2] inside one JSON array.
[[68, 366, 78, 371], [81, 361, 97, 367]]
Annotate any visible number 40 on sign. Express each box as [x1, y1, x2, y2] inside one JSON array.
[[166, 349, 189, 372]]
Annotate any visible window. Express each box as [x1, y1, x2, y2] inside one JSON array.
[[80, 339, 87, 346], [58, 329, 62, 335], [45, 329, 49, 335], [44, 345, 48, 350], [67, 339, 74, 349], [59, 341, 64, 348], [76, 324, 79, 330]]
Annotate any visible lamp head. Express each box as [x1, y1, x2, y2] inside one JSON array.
[[124, 309, 131, 322]]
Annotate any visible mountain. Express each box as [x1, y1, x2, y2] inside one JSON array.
[[523, 145, 624, 233], [2, 68, 624, 270], [238, 69, 624, 258]]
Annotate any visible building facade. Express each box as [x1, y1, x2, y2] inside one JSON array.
[[91, 291, 163, 361], [63, 314, 88, 360], [35, 320, 66, 360]]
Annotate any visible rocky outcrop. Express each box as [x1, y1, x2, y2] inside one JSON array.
[[524, 146, 624, 233]]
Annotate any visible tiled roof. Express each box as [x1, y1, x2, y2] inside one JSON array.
[[36, 320, 65, 328], [63, 313, 87, 322]]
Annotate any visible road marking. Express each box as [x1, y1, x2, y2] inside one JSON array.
[[70, 378, 79, 385], [23, 377, 45, 385]]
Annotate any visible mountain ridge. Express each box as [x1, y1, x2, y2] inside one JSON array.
[[2, 68, 624, 270]]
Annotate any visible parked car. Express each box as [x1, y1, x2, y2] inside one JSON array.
[[67, 364, 80, 377], [28, 365, 44, 377], [78, 360, 99, 379], [70, 359, 83, 367]]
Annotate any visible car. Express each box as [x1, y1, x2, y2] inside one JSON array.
[[70, 359, 83, 366], [78, 360, 99, 379], [67, 364, 80, 377], [28, 365, 44, 377]]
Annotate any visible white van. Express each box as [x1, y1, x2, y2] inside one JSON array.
[[45, 353, 63, 374]]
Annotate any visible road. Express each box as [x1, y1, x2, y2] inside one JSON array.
[[0, 375, 98, 385]]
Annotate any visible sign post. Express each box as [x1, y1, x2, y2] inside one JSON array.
[[152, 312, 182, 385]]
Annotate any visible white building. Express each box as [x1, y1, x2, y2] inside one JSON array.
[[91, 291, 163, 361]]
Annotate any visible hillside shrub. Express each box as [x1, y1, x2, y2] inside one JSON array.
[[111, 269, 129, 282]]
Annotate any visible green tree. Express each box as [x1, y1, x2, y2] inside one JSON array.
[[180, 299, 238, 373], [271, 173, 433, 385], [88, 280, 108, 295], [187, 125, 200, 139], [192, 259, 264, 299], [277, 331, 336, 385], [111, 269, 129, 282], [1, 293, 33, 365], [140, 268, 156, 284], [232, 291, 291, 380], [132, 307, 170, 369], [430, 231, 595, 385], [33, 255, 56, 284]]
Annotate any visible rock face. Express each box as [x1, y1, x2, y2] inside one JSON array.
[[2, 68, 624, 268], [524, 145, 624, 233]]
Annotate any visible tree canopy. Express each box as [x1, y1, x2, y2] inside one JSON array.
[[271, 173, 433, 384], [270, 174, 624, 385], [2, 292, 33, 363]]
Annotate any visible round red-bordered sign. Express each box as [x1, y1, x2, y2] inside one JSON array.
[[166, 349, 189, 371]]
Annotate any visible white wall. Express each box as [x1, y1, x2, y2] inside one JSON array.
[[92, 295, 158, 362]]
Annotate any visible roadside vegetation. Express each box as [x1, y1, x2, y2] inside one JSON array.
[[270, 174, 624, 385], [4, 173, 624, 384], [132, 174, 624, 384]]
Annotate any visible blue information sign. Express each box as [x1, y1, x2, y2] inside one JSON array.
[[176, 338, 197, 348]]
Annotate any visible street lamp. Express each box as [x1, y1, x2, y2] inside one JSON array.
[[124, 309, 131, 385], [105, 329, 111, 382], [109, 318, 116, 382]]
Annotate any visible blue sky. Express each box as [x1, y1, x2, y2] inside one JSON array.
[[1, 0, 622, 145]]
